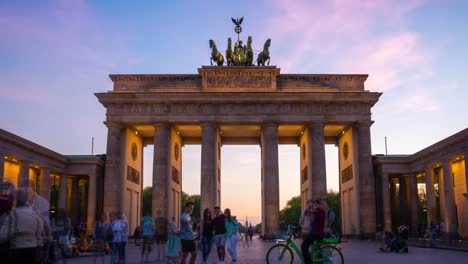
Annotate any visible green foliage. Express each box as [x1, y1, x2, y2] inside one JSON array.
[[142, 186, 152, 216], [255, 223, 262, 233], [279, 195, 301, 230]]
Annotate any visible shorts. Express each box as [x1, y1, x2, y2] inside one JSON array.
[[181, 239, 196, 253], [214, 234, 226, 247], [155, 234, 168, 244]]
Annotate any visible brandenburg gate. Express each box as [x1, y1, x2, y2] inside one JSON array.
[[95, 65, 382, 237]]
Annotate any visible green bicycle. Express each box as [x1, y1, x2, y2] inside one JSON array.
[[266, 225, 344, 264]]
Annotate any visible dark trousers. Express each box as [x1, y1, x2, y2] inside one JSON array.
[[301, 234, 321, 264], [202, 236, 213, 261]]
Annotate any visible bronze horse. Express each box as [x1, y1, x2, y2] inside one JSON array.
[[256, 38, 271, 66], [245, 36, 254, 66], [226, 38, 234, 66], [209, 39, 224, 66]]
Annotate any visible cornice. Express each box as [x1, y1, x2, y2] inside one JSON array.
[[109, 74, 200, 82]]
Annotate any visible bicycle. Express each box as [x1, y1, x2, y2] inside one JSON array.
[[266, 225, 344, 264]]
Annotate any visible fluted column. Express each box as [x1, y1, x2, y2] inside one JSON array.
[[0, 154, 5, 182], [424, 166, 436, 225], [153, 123, 171, 218], [381, 172, 392, 232], [103, 123, 125, 214], [71, 177, 80, 225], [201, 123, 218, 214], [356, 122, 376, 235], [409, 173, 419, 235], [442, 161, 457, 232], [399, 175, 409, 225], [308, 123, 327, 199], [40, 167, 51, 202], [261, 123, 280, 237], [18, 160, 31, 188], [58, 175, 68, 210], [87, 173, 97, 233]]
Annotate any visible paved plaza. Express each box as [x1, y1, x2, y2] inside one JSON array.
[[67, 238, 468, 264]]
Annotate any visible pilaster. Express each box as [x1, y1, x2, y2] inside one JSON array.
[[40, 167, 51, 202], [381, 172, 392, 232], [409, 173, 419, 235], [442, 161, 457, 232], [58, 174, 68, 210], [18, 159, 31, 188], [424, 166, 436, 225]]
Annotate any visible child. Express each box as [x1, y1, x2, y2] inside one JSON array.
[[165, 217, 181, 264]]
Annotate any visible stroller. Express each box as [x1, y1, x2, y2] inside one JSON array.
[[380, 225, 409, 253]]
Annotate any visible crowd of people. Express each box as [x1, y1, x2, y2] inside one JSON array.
[[130, 202, 247, 264]]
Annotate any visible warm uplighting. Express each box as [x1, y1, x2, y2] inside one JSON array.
[[300, 131, 304, 135], [135, 130, 138, 135], [176, 130, 180, 135], [342, 130, 345, 135]]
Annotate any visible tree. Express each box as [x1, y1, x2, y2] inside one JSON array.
[[326, 190, 341, 234], [279, 196, 301, 230], [142, 186, 152, 216], [255, 223, 262, 233]]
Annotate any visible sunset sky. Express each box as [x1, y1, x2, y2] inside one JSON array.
[[1, 0, 468, 225]]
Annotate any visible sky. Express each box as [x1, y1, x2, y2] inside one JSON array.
[[1, 0, 468, 225]]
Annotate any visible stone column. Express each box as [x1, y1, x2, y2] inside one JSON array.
[[87, 173, 97, 234], [390, 178, 398, 229], [0, 154, 5, 182], [261, 123, 280, 238], [399, 175, 409, 225], [18, 160, 31, 188], [409, 173, 419, 235], [58, 175, 68, 210], [103, 123, 125, 214], [356, 122, 376, 235], [71, 177, 80, 225], [381, 172, 392, 232], [308, 123, 327, 199], [442, 161, 457, 232], [40, 167, 51, 202], [424, 167, 436, 225], [153, 123, 171, 218], [201, 123, 218, 214]]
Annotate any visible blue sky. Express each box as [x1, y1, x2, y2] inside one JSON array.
[[1, 0, 468, 224]]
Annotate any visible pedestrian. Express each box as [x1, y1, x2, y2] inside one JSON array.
[[248, 224, 254, 241], [165, 216, 180, 264], [212, 206, 227, 264], [301, 199, 325, 264], [93, 213, 107, 264], [133, 225, 142, 246], [201, 208, 214, 264], [154, 209, 168, 262], [301, 199, 314, 237], [53, 208, 72, 262], [225, 209, 240, 264], [180, 202, 197, 264], [322, 199, 336, 236], [117, 212, 129, 264], [28, 180, 52, 263], [242, 221, 250, 248], [141, 210, 155, 263], [0, 187, 46, 264], [109, 211, 121, 264], [0, 181, 15, 263]]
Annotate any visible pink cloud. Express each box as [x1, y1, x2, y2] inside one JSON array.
[[265, 0, 432, 92], [395, 93, 440, 112]]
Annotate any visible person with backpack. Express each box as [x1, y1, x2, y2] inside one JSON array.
[[322, 199, 337, 236]]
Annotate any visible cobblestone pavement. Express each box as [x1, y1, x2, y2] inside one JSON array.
[[67, 238, 468, 264]]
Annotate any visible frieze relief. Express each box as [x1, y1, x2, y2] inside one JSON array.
[[108, 102, 370, 116], [207, 76, 271, 89]]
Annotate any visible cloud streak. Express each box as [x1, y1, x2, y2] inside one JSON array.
[[266, 0, 431, 93]]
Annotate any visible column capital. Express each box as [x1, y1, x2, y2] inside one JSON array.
[[200, 122, 218, 128], [104, 121, 124, 128], [307, 122, 325, 129], [154, 122, 171, 129], [262, 122, 278, 128], [354, 121, 374, 128]]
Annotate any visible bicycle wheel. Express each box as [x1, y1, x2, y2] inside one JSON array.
[[313, 245, 343, 264], [266, 244, 295, 264]]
